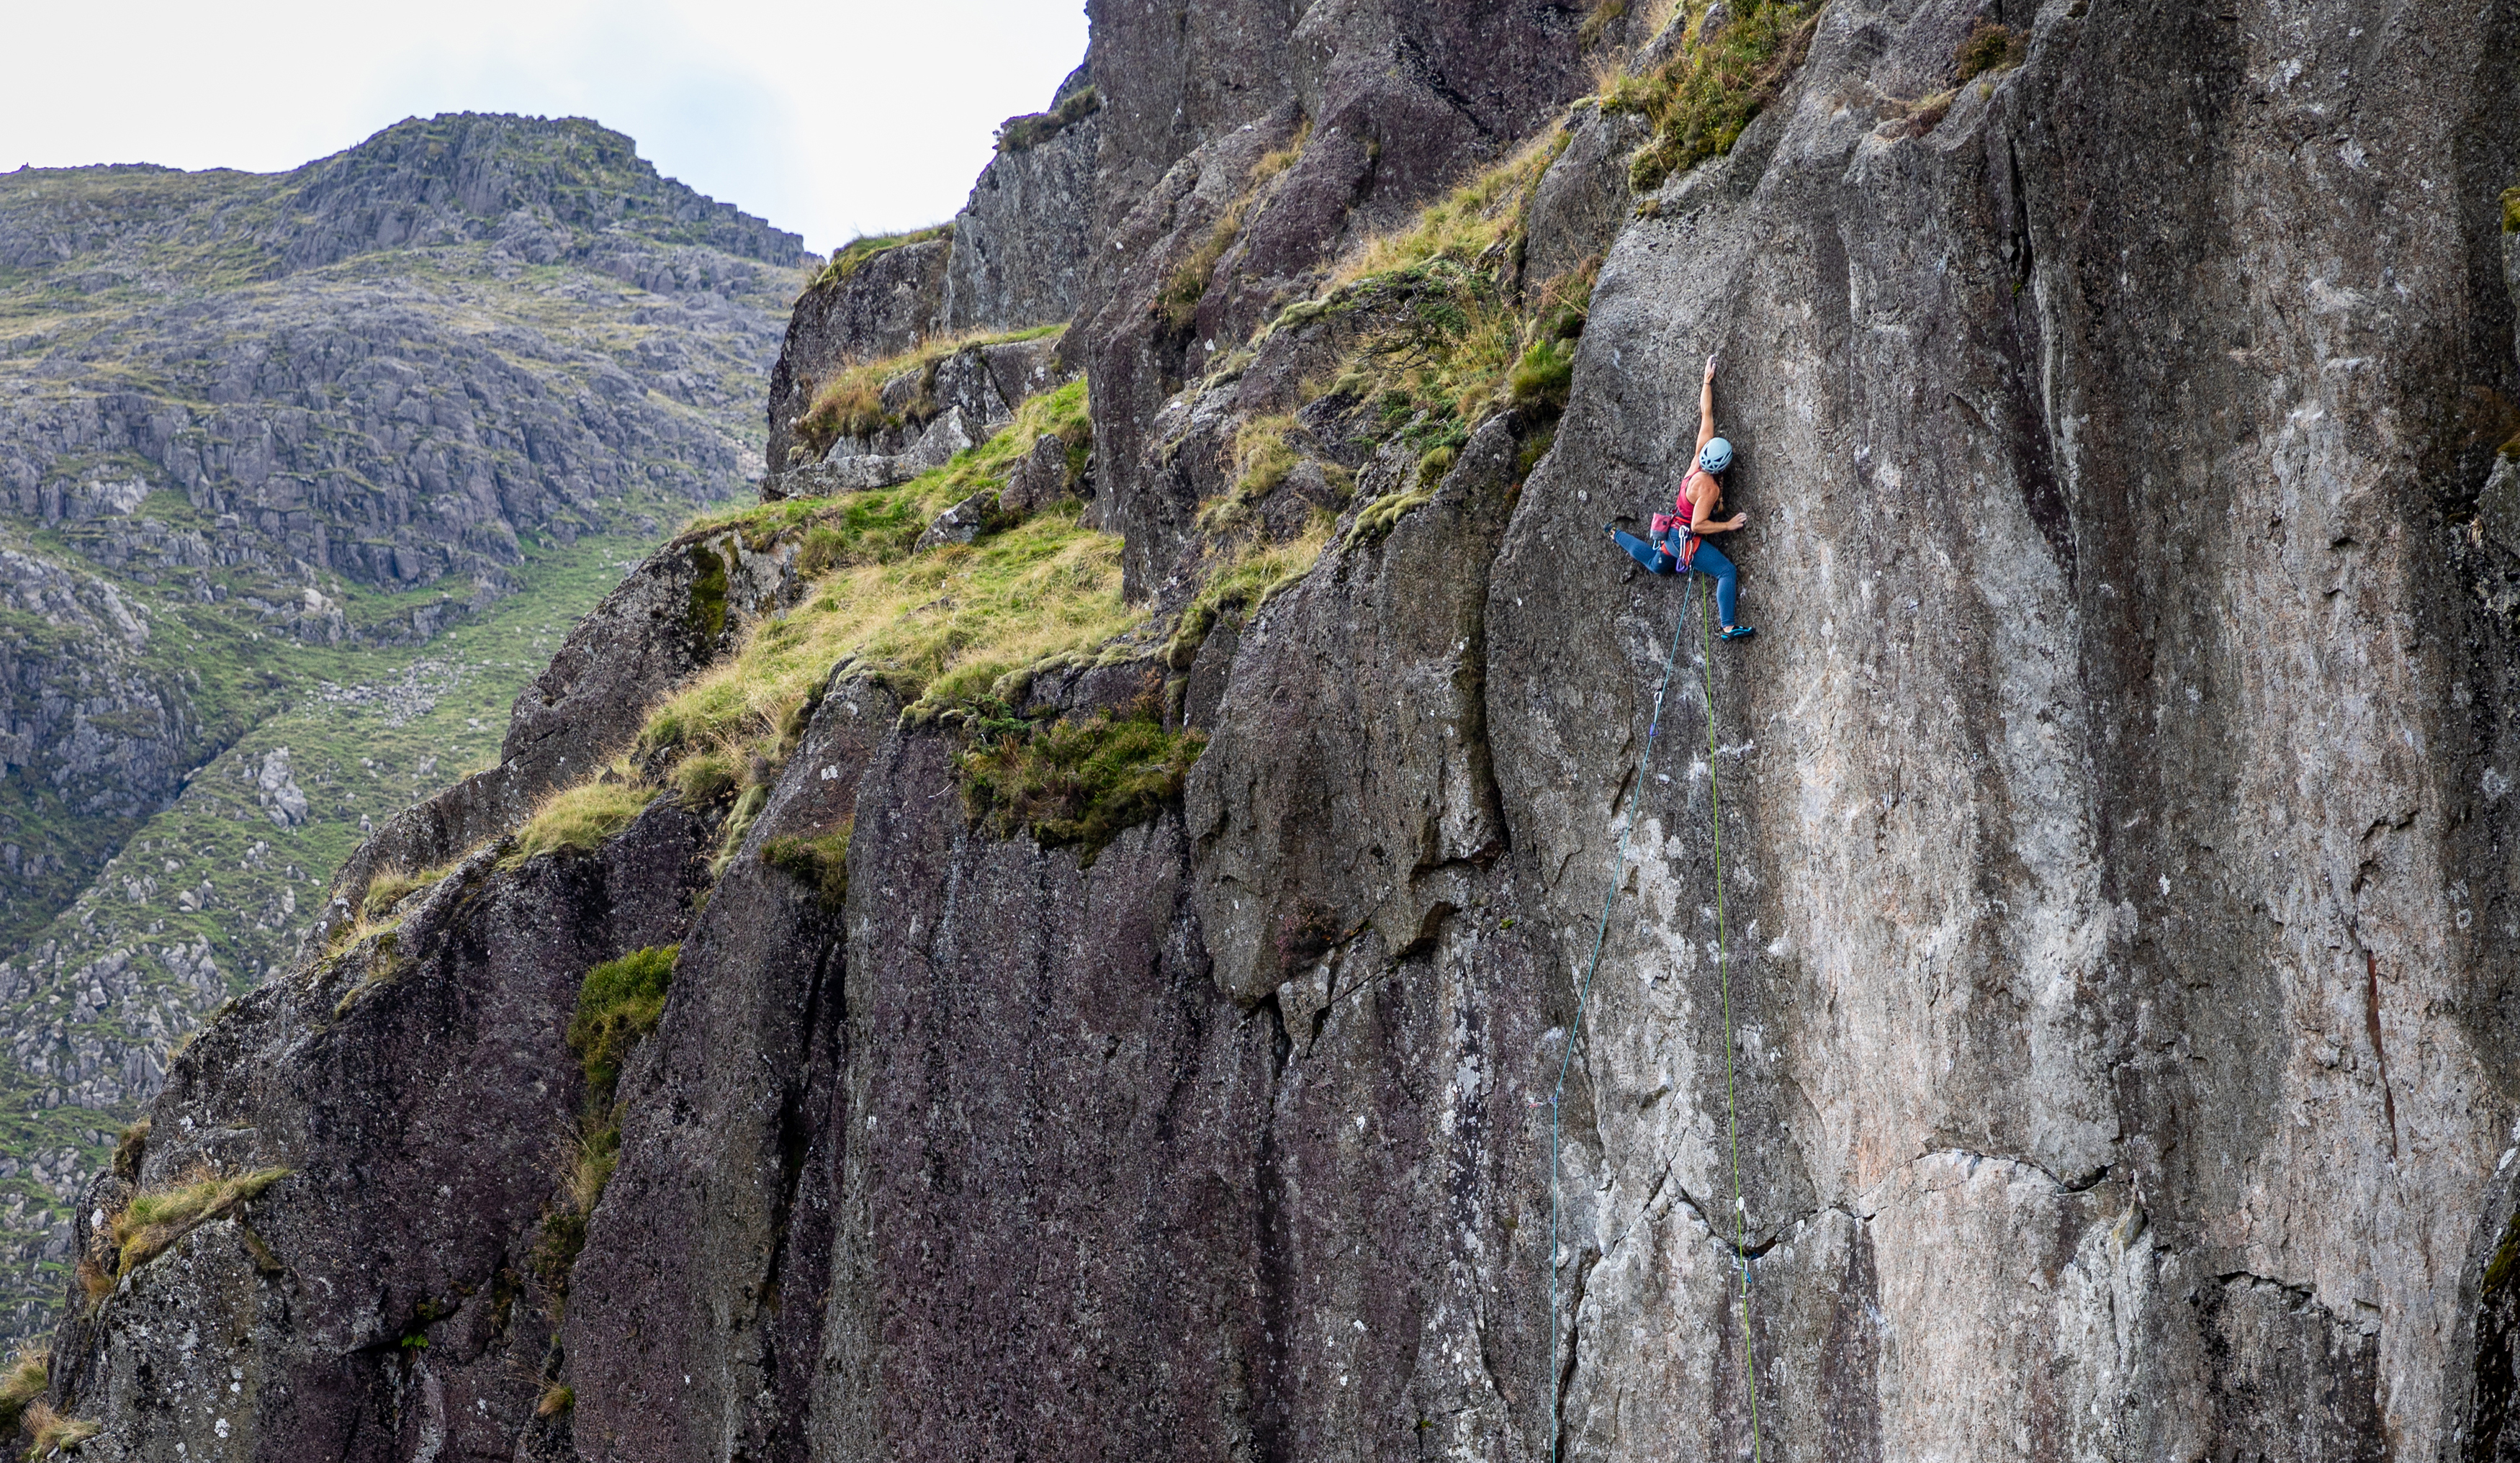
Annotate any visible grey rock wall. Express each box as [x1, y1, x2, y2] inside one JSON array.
[[940, 68, 1103, 334], [1482, 0, 2520, 1454]]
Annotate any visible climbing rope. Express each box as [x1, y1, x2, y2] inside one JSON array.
[[1696, 569, 1763, 1463], [1539, 567, 1763, 1462]]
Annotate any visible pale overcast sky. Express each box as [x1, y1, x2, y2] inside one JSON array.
[[3, 0, 1090, 255]]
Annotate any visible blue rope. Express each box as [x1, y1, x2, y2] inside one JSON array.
[[1545, 572, 1695, 1462]]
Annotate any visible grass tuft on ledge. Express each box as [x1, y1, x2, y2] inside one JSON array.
[[998, 86, 1102, 153], [761, 827, 851, 909], [1953, 19, 2026, 81], [535, 945, 677, 1293], [0, 1346, 46, 1433], [508, 776, 652, 867], [567, 946, 677, 1103], [111, 1166, 291, 1277], [20, 1403, 98, 1459], [811, 225, 952, 290]]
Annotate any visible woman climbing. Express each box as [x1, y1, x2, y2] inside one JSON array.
[[1604, 354, 1755, 639]]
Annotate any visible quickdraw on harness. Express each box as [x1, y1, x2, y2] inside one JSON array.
[[1539, 553, 1763, 1462]]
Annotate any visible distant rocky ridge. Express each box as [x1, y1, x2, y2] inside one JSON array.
[[0, 113, 802, 945], [0, 114, 799, 1337]]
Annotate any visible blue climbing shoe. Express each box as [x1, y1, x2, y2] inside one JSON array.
[[1721, 624, 1757, 641]]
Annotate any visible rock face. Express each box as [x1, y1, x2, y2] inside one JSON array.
[[940, 67, 1104, 334], [51, 805, 714, 1463], [1478, 2, 2520, 1455], [1071, 0, 1588, 593], [35, 1, 2520, 1462]]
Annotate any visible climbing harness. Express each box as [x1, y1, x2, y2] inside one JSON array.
[[1540, 571, 1763, 1462]]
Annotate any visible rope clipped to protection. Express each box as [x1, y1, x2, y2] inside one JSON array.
[[1538, 570, 1763, 1462]]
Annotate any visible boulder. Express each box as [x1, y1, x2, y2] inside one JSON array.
[[913, 488, 1002, 552], [996, 433, 1077, 515]]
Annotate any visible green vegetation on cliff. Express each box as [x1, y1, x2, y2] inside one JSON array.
[[1603, 0, 1819, 192], [959, 692, 1205, 865]]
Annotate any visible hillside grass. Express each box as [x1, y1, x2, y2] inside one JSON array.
[[644, 380, 1135, 796]]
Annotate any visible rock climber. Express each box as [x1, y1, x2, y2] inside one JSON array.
[[1604, 354, 1755, 639]]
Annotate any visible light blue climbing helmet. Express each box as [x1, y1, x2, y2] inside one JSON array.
[[1698, 437, 1734, 474]]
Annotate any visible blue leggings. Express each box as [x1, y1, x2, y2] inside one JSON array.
[[1611, 528, 1740, 626]]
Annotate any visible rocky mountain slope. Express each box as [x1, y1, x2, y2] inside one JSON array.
[[0, 117, 801, 1338], [22, 1, 2520, 1460]]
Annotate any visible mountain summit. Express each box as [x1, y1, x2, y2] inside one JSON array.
[[0, 114, 803, 1335]]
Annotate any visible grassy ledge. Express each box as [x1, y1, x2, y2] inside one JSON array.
[[1166, 518, 1338, 668], [565, 946, 675, 1099], [508, 777, 653, 868], [110, 1166, 291, 1278], [648, 377, 1134, 759], [1953, 19, 2027, 81]]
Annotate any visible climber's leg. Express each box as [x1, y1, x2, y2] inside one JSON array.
[[1608, 526, 1676, 573], [1690, 540, 1741, 626]]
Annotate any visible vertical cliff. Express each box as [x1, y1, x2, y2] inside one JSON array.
[[27, 1, 2520, 1460]]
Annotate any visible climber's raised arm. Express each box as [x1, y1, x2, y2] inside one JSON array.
[[1695, 354, 1719, 456]]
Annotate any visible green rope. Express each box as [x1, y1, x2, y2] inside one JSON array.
[[1696, 577, 1763, 1463], [1545, 574, 1695, 1462], [1540, 565, 1765, 1463]]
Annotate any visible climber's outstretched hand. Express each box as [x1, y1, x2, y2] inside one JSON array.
[[1704, 354, 1719, 384]]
